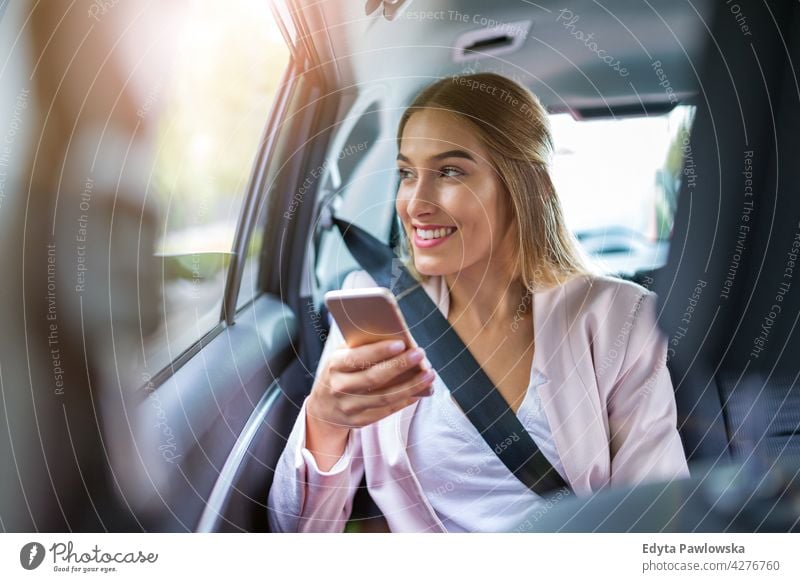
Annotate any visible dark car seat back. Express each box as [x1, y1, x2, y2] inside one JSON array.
[[654, 1, 800, 466]]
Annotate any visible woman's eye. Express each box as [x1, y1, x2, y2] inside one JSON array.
[[397, 168, 414, 181], [439, 166, 463, 178], [397, 167, 463, 180]]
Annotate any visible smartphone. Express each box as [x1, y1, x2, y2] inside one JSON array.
[[324, 287, 417, 350]]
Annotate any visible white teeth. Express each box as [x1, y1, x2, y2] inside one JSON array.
[[416, 227, 454, 240]]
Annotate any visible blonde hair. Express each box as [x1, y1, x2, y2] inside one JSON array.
[[396, 72, 594, 291]]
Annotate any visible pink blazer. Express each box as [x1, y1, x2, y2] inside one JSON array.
[[267, 270, 690, 532]]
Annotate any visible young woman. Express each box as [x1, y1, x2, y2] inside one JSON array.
[[268, 72, 689, 533]]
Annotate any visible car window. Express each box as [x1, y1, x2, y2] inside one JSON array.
[[143, 0, 289, 377], [549, 105, 695, 275]]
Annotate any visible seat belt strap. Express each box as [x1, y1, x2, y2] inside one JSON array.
[[333, 217, 572, 497]]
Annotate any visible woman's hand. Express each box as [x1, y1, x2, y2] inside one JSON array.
[[305, 339, 435, 470]]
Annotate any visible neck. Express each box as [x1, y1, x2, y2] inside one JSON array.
[[444, 264, 531, 331]]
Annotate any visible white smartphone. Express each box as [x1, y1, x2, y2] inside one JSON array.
[[324, 287, 417, 350]]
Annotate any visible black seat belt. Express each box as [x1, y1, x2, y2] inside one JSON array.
[[333, 217, 573, 497]]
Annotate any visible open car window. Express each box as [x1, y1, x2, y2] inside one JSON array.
[[143, 0, 289, 377]]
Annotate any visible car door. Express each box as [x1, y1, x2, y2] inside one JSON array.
[[123, 0, 339, 532]]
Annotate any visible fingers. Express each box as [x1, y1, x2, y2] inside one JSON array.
[[329, 338, 408, 372], [316, 341, 436, 428], [355, 347, 429, 391], [344, 367, 436, 414], [383, 361, 428, 387], [355, 390, 430, 426], [369, 366, 436, 398], [331, 343, 429, 394]]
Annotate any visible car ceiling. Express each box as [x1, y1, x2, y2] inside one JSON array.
[[297, 0, 715, 115]]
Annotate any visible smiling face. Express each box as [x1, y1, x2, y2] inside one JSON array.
[[395, 108, 517, 281]]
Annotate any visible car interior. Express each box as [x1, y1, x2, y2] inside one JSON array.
[[1, 0, 798, 533], [232, 0, 798, 532]]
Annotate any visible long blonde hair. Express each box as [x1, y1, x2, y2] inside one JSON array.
[[396, 72, 594, 291]]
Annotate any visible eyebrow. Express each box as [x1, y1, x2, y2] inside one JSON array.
[[396, 149, 476, 164]]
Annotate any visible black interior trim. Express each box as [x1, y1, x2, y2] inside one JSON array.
[[196, 379, 283, 532], [223, 61, 298, 325], [140, 321, 227, 394]]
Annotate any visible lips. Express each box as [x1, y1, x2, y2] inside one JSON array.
[[412, 225, 457, 249]]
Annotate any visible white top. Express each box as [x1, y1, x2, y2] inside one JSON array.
[[406, 365, 567, 533]]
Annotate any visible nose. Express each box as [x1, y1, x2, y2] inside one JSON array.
[[404, 171, 438, 219]]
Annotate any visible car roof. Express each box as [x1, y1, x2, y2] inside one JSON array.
[[296, 0, 714, 115]]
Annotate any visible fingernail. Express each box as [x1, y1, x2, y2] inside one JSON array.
[[420, 387, 434, 397], [408, 349, 424, 364], [420, 357, 432, 370], [422, 369, 435, 382], [389, 340, 405, 353]]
